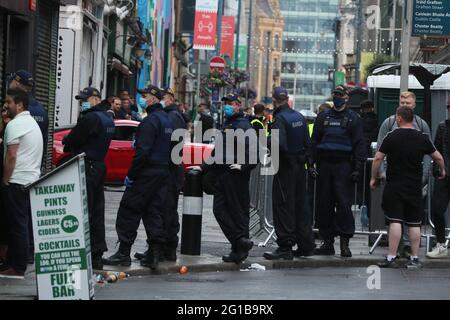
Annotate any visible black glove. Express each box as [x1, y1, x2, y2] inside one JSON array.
[[308, 166, 318, 179], [350, 170, 360, 182], [351, 161, 363, 182]]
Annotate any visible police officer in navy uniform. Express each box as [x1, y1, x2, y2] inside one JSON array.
[[263, 87, 316, 260], [104, 85, 173, 270], [161, 87, 187, 260], [135, 87, 187, 262], [8, 70, 49, 147], [311, 86, 366, 257], [63, 87, 115, 269], [192, 93, 256, 264]]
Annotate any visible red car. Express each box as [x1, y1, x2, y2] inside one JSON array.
[[53, 119, 214, 184]]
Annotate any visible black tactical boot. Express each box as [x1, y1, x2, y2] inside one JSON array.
[[222, 251, 240, 263], [141, 244, 162, 270], [263, 247, 293, 260], [92, 255, 104, 270], [134, 250, 147, 260], [314, 239, 335, 255], [222, 243, 240, 264], [293, 247, 315, 257], [164, 243, 178, 262], [136, 250, 166, 262], [235, 238, 254, 262], [103, 243, 132, 267], [340, 237, 352, 258]]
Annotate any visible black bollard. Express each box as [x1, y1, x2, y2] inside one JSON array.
[[180, 169, 203, 255]]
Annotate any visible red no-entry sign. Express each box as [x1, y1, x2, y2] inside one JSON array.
[[209, 56, 225, 73]]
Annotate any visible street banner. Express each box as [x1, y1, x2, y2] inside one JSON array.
[[237, 35, 247, 70], [412, 0, 450, 36], [193, 0, 219, 50], [29, 154, 94, 300], [220, 16, 235, 59]]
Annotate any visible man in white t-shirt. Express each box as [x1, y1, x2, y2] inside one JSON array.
[[0, 89, 43, 279]]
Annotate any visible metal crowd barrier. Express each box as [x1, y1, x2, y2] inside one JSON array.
[[248, 155, 450, 255], [423, 161, 450, 253], [250, 158, 449, 254], [248, 155, 276, 245]]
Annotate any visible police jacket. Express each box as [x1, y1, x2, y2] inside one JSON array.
[[202, 112, 256, 173], [361, 111, 379, 155], [127, 104, 174, 180], [28, 93, 49, 148], [165, 104, 187, 167], [312, 107, 366, 162], [63, 105, 115, 162], [165, 104, 187, 132], [434, 120, 450, 176], [270, 104, 311, 162], [199, 112, 215, 141]]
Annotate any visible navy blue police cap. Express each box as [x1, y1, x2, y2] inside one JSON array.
[[221, 93, 241, 104], [75, 87, 101, 100], [137, 85, 164, 100], [12, 70, 35, 87], [272, 86, 289, 100]]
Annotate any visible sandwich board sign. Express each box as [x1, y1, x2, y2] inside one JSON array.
[[28, 154, 94, 300]]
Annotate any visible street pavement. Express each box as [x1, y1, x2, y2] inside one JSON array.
[[1, 189, 449, 300], [95, 268, 450, 300]]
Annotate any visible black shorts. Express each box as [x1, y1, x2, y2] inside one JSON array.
[[382, 185, 423, 227]]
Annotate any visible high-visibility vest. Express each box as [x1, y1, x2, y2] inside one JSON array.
[[308, 123, 314, 137], [251, 118, 269, 136], [305, 123, 314, 169]]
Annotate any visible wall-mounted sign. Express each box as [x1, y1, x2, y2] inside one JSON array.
[[412, 0, 450, 36]]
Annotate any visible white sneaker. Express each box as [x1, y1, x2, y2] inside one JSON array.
[[426, 244, 448, 259]]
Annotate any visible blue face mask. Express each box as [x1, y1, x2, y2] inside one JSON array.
[[224, 105, 234, 118], [333, 96, 347, 109], [160, 100, 166, 108], [80, 102, 91, 112], [138, 97, 147, 109]]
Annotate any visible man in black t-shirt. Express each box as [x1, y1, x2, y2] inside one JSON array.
[[371, 106, 446, 269]]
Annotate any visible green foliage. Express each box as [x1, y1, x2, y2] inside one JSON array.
[[364, 54, 399, 82]]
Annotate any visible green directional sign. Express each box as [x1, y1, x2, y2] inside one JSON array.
[[335, 71, 345, 87], [412, 0, 450, 36], [237, 45, 247, 70]]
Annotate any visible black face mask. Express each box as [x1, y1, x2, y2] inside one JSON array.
[[333, 96, 347, 109]]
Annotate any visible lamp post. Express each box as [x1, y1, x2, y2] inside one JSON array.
[[292, 61, 303, 109], [245, 0, 254, 108], [400, 0, 413, 92], [234, 0, 242, 70], [355, 0, 363, 86]]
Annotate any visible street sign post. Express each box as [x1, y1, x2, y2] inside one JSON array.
[[401, 0, 414, 92], [28, 154, 94, 300], [188, 62, 209, 77], [412, 0, 450, 37], [209, 56, 226, 73]]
